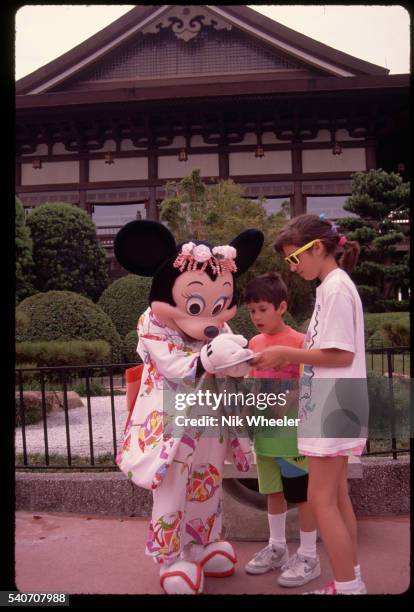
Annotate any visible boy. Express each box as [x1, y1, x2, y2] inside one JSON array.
[[244, 272, 320, 587]]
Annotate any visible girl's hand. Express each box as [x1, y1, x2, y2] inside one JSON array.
[[251, 346, 289, 370]]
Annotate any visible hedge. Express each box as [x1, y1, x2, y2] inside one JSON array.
[[16, 340, 111, 367], [364, 312, 409, 347], [16, 290, 123, 362]]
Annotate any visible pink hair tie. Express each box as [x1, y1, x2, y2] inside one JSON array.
[[338, 235, 348, 247]]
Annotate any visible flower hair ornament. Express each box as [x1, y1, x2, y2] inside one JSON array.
[[173, 242, 238, 275]]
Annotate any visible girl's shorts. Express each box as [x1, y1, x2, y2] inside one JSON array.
[[300, 440, 366, 458]]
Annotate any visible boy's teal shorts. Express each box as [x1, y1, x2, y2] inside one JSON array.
[[256, 454, 309, 503]]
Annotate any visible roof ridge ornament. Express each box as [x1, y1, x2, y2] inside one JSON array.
[[142, 6, 232, 42]]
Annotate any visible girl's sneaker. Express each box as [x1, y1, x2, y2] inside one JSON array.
[[245, 543, 289, 574], [277, 552, 321, 587], [303, 580, 367, 595]]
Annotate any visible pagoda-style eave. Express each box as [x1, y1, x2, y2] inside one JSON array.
[[16, 73, 409, 112]]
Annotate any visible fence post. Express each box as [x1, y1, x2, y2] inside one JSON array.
[[386, 351, 397, 460], [40, 370, 50, 466]]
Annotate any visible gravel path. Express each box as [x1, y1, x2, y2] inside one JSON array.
[[15, 396, 128, 458]]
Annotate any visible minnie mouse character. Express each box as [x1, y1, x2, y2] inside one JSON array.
[[114, 220, 263, 594]]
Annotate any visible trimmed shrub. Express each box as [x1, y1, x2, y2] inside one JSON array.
[[26, 202, 109, 302], [16, 291, 123, 362], [15, 310, 30, 338], [377, 299, 410, 313], [366, 329, 393, 348], [15, 197, 35, 304], [16, 340, 111, 367], [98, 275, 151, 338], [381, 321, 410, 347], [15, 362, 38, 387], [123, 329, 141, 364], [364, 312, 409, 347]]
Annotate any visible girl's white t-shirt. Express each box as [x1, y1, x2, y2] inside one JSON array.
[[298, 267, 368, 455]]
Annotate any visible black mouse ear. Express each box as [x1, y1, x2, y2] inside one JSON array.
[[114, 220, 177, 276], [230, 229, 264, 276]]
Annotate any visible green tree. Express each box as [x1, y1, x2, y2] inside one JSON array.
[[160, 170, 314, 321], [27, 202, 109, 302], [15, 197, 35, 304], [338, 169, 410, 312]]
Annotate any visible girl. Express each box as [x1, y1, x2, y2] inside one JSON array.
[[252, 214, 367, 595]]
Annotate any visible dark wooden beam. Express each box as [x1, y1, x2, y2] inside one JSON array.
[[15, 75, 409, 110]]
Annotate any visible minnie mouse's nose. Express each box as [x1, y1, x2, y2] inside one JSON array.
[[204, 326, 220, 339]]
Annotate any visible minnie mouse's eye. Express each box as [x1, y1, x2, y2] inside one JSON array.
[[212, 296, 228, 316], [185, 295, 205, 316]]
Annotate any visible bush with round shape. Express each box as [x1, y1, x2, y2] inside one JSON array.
[[123, 329, 142, 364], [26, 202, 109, 302], [98, 275, 152, 338], [16, 197, 35, 304], [16, 291, 123, 362]]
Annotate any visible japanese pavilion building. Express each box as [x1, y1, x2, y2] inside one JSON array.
[[16, 5, 409, 278]]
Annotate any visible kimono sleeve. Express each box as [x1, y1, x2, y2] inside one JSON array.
[[138, 334, 200, 382]]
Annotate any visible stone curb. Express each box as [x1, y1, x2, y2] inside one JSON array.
[[16, 456, 409, 539]]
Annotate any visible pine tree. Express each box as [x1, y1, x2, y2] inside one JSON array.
[[338, 169, 409, 312]]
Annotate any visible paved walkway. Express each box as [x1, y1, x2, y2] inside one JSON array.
[[15, 511, 410, 595]]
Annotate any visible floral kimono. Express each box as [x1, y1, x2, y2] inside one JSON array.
[[116, 307, 252, 564]]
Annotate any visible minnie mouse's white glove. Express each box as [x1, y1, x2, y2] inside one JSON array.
[[200, 334, 253, 377]]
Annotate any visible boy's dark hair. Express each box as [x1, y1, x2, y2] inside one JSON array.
[[273, 214, 360, 273], [244, 272, 288, 309]]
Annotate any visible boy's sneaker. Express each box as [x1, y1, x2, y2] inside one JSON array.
[[303, 580, 368, 595], [245, 543, 289, 575], [277, 552, 321, 587]]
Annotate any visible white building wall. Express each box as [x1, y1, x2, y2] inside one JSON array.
[[229, 150, 292, 175], [158, 154, 219, 178], [302, 148, 366, 173], [89, 157, 148, 181], [21, 161, 80, 185]]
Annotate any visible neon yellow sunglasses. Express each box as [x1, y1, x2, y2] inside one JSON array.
[[284, 239, 320, 265]]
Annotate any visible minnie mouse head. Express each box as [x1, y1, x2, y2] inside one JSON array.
[[114, 220, 264, 342]]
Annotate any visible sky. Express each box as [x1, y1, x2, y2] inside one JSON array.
[[14, 4, 410, 81]]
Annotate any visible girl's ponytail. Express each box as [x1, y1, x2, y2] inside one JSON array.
[[338, 239, 360, 273]]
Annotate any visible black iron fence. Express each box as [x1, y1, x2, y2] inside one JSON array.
[[15, 348, 410, 470]]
